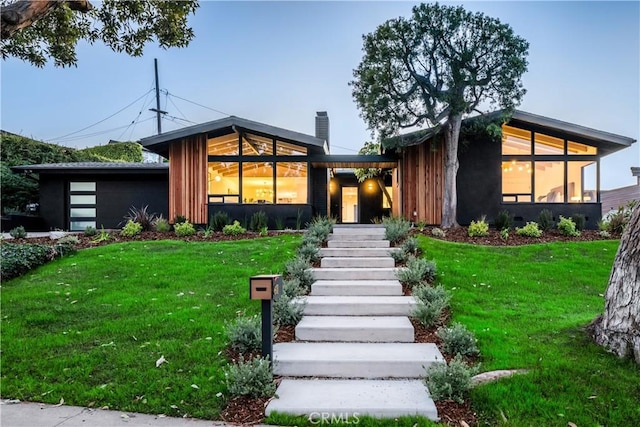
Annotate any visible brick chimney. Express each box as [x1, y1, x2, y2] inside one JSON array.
[[315, 111, 329, 150]]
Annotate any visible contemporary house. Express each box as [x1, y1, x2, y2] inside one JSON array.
[[12, 110, 635, 231]]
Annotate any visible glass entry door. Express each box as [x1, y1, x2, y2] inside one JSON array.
[[341, 187, 358, 223]]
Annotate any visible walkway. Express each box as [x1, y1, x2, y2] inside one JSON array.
[[266, 225, 443, 421]]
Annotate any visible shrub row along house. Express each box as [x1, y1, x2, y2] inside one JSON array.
[[13, 111, 635, 231]]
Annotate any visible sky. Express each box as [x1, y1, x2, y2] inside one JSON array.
[[1, 1, 639, 190]]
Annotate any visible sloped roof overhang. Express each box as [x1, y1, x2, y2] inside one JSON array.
[[310, 155, 397, 169]]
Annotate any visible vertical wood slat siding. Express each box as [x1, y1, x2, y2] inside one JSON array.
[[401, 144, 444, 224], [168, 135, 207, 224]]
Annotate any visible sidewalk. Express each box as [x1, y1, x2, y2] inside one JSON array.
[[0, 400, 271, 427]]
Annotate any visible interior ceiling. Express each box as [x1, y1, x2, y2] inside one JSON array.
[[208, 162, 307, 178]]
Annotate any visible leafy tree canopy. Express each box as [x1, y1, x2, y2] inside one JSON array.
[[353, 141, 382, 183], [1, 0, 199, 67]]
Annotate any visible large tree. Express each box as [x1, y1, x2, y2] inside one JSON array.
[[589, 205, 640, 364], [351, 3, 528, 227], [1, 0, 198, 67]]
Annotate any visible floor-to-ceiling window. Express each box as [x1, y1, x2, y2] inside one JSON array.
[[501, 124, 599, 204]]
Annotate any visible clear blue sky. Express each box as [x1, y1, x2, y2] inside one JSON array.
[[1, 1, 638, 189]]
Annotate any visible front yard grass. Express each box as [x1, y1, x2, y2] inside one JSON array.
[[0, 235, 299, 419], [421, 237, 639, 426]]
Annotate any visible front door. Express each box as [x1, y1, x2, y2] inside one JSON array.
[[341, 186, 358, 223]]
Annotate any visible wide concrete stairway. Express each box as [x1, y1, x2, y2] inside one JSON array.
[[266, 225, 443, 420]]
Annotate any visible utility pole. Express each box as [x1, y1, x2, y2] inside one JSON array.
[[149, 58, 167, 135]]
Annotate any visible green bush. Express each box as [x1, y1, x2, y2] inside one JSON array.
[[401, 237, 419, 256], [437, 323, 479, 357], [382, 216, 410, 245], [53, 236, 78, 257], [174, 215, 187, 225], [516, 221, 542, 238], [391, 249, 408, 265], [297, 242, 320, 263], [557, 215, 580, 237], [273, 294, 305, 326], [413, 284, 451, 306], [202, 225, 214, 238], [396, 256, 437, 288], [602, 202, 636, 234], [210, 211, 230, 231], [425, 355, 478, 403], [468, 216, 489, 237], [431, 227, 446, 238], [494, 210, 513, 231], [9, 226, 27, 239], [120, 220, 143, 238], [123, 205, 156, 231], [571, 213, 586, 231], [83, 226, 98, 237], [284, 256, 314, 291], [411, 298, 448, 327], [154, 216, 171, 233], [500, 228, 509, 241], [282, 278, 305, 298], [1, 243, 56, 281], [225, 316, 261, 354], [224, 356, 276, 398], [305, 216, 334, 242], [274, 217, 285, 230], [222, 220, 246, 236], [174, 221, 196, 237], [300, 233, 323, 247], [92, 227, 111, 243], [537, 209, 554, 231], [249, 211, 268, 232]]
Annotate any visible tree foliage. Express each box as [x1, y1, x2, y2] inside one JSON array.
[[351, 3, 528, 227], [0, 132, 143, 212], [1, 0, 199, 67], [353, 141, 382, 182]]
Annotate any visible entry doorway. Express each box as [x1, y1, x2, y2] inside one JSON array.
[[341, 186, 358, 223]]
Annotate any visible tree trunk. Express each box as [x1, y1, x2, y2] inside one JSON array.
[[376, 177, 392, 211], [441, 114, 462, 228], [589, 205, 640, 364], [1, 0, 92, 40]]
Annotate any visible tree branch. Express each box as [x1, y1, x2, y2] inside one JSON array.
[[1, 0, 93, 40]]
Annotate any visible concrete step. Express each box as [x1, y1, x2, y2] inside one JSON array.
[[320, 247, 397, 257], [294, 296, 416, 316], [327, 240, 390, 248], [265, 379, 439, 420], [295, 316, 414, 342], [311, 280, 402, 296], [311, 267, 398, 281], [332, 227, 386, 235], [321, 257, 395, 268], [273, 342, 444, 378], [328, 233, 386, 241]]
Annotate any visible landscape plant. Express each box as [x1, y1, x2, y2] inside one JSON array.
[[249, 211, 268, 232], [210, 211, 230, 231], [154, 215, 171, 232], [222, 220, 246, 236], [431, 227, 446, 238], [425, 355, 478, 403], [273, 294, 305, 327], [124, 205, 156, 231], [83, 225, 97, 237], [225, 315, 261, 354], [284, 256, 314, 291], [571, 213, 586, 231], [537, 209, 554, 231], [9, 226, 27, 239], [516, 221, 542, 237], [296, 242, 320, 264], [1, 243, 55, 280], [468, 216, 489, 237], [174, 220, 196, 237], [437, 323, 479, 357], [223, 356, 276, 398], [91, 226, 111, 243], [382, 216, 410, 245], [494, 210, 513, 231], [120, 220, 143, 238], [396, 256, 437, 288], [557, 215, 580, 237]]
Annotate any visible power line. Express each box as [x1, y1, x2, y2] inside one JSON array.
[[48, 89, 154, 142], [54, 117, 156, 143], [165, 91, 232, 117]]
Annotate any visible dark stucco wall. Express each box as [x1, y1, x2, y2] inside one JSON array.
[[96, 176, 168, 228], [39, 175, 66, 230], [208, 204, 312, 229], [311, 167, 328, 218]]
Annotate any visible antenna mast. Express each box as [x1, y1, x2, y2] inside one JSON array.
[[149, 58, 167, 135]]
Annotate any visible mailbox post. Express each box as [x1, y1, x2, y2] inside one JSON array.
[[249, 275, 283, 362]]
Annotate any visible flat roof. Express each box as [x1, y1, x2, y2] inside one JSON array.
[[139, 116, 327, 154], [310, 155, 397, 168]]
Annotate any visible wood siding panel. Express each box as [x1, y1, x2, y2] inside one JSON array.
[[400, 144, 444, 224], [168, 135, 207, 224]]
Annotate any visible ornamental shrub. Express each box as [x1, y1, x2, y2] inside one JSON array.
[[124, 205, 156, 231], [425, 355, 478, 403], [9, 226, 27, 239], [174, 220, 196, 237], [210, 211, 230, 231], [494, 210, 513, 231], [284, 256, 314, 291], [411, 298, 448, 328], [273, 294, 305, 326], [224, 356, 276, 398], [297, 242, 320, 263], [401, 237, 420, 256], [222, 220, 246, 236], [1, 243, 56, 281], [516, 221, 542, 238], [396, 256, 437, 288], [383, 216, 410, 245], [557, 215, 580, 237], [249, 211, 268, 232], [120, 220, 143, 237], [225, 315, 261, 354], [468, 216, 489, 237], [437, 323, 479, 357], [83, 226, 98, 236], [413, 284, 451, 306], [431, 227, 446, 238], [154, 215, 171, 232], [537, 209, 554, 231], [571, 213, 586, 231]]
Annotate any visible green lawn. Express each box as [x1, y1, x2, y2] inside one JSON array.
[[0, 235, 299, 419], [2, 236, 638, 425], [421, 237, 640, 426]]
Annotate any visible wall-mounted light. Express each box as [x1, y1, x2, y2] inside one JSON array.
[[214, 175, 222, 182], [367, 181, 374, 191]]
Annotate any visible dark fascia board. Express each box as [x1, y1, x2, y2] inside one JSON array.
[[511, 110, 636, 148], [309, 154, 398, 168], [632, 167, 640, 177], [139, 116, 327, 151], [12, 162, 168, 175]]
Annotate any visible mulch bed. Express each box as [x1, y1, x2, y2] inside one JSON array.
[[274, 324, 295, 343], [435, 400, 478, 427], [220, 395, 271, 425]]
